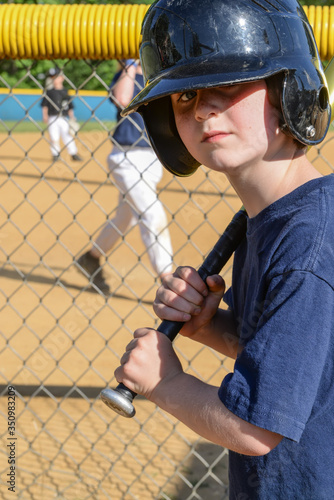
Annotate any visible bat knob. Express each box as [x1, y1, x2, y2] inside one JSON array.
[[100, 385, 136, 418]]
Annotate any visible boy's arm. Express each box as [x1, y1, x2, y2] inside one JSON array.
[[156, 370, 282, 456], [193, 308, 239, 359], [112, 61, 137, 108], [115, 328, 282, 456], [67, 94, 75, 119], [42, 106, 49, 123]]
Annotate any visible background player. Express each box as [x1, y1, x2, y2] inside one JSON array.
[[77, 60, 173, 295], [42, 67, 82, 162]]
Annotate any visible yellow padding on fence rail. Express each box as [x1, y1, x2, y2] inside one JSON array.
[[0, 3, 150, 60], [0, 4, 333, 61]]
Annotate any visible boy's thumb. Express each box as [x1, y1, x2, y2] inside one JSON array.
[[206, 274, 226, 297]]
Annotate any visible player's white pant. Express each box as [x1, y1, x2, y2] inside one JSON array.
[[47, 116, 78, 157], [94, 147, 173, 276]]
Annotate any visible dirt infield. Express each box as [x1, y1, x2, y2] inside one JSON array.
[[0, 129, 333, 499], [0, 129, 238, 499], [0, 130, 240, 389]]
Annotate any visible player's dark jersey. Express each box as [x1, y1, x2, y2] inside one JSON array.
[[41, 89, 73, 117], [110, 72, 149, 148]]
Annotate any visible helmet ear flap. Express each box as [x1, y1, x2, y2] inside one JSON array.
[[139, 97, 201, 177], [281, 69, 331, 146]]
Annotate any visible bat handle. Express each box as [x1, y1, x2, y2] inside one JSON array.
[[100, 383, 137, 418]]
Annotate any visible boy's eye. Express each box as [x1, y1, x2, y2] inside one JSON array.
[[178, 90, 197, 102]]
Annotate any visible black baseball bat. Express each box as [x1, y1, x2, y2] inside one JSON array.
[[100, 208, 248, 417]]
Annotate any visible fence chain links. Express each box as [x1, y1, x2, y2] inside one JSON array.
[[0, 58, 333, 500]]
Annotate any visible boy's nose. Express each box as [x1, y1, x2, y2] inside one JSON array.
[[194, 91, 220, 121]]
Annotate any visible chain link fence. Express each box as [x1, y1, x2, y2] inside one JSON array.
[[1, 14, 334, 500]]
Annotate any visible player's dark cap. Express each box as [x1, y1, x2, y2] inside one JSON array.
[[47, 67, 61, 78], [122, 0, 331, 177]]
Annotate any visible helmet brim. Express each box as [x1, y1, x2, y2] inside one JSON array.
[[122, 58, 283, 117]]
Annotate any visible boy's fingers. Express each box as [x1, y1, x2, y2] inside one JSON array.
[[206, 274, 226, 294], [175, 266, 209, 296], [200, 275, 226, 315], [159, 267, 208, 307], [153, 275, 225, 323], [133, 327, 154, 338], [162, 266, 208, 295], [155, 286, 203, 313], [153, 300, 192, 322], [121, 329, 152, 357]]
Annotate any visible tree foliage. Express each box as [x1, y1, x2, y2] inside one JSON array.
[[0, 59, 118, 91]]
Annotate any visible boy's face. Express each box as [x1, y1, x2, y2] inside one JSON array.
[[170, 81, 284, 175], [52, 74, 64, 89]]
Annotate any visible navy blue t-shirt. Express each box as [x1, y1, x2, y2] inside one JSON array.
[[219, 175, 334, 499], [111, 71, 150, 148]]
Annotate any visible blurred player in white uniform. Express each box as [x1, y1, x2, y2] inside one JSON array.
[[42, 68, 82, 162], [76, 60, 173, 295]]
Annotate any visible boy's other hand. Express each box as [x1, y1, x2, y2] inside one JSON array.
[[114, 328, 183, 401], [153, 266, 225, 339]]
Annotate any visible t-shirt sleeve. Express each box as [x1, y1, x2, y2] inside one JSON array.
[[219, 270, 333, 442], [41, 94, 48, 108], [41, 91, 55, 112]]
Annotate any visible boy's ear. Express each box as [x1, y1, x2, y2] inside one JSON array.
[[281, 68, 330, 146], [140, 96, 201, 177]]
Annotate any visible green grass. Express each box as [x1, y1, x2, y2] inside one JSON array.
[[0, 120, 116, 133]]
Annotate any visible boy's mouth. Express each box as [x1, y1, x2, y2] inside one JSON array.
[[202, 130, 229, 143]]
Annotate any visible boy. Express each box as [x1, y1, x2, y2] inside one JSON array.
[[114, 0, 334, 497], [42, 67, 82, 162]]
